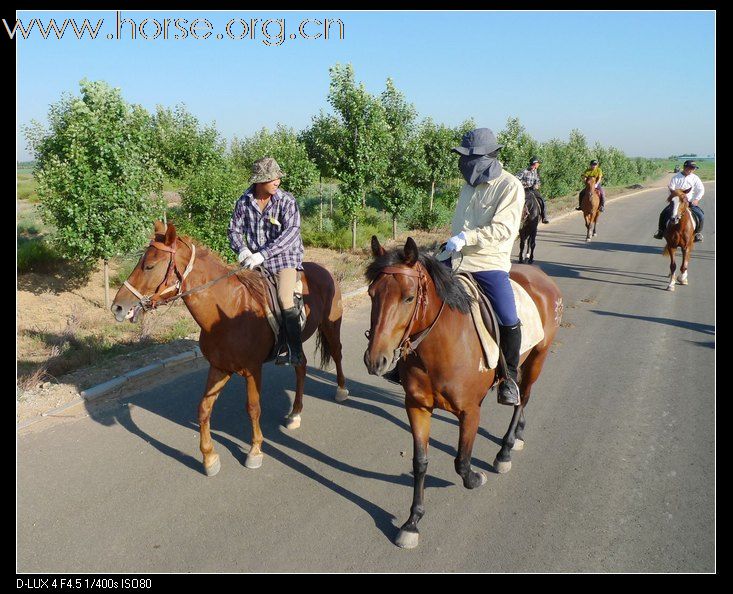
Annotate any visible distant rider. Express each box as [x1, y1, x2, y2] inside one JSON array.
[[576, 159, 606, 212], [516, 156, 550, 224], [653, 159, 705, 243]]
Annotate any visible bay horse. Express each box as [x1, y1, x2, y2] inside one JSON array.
[[111, 221, 349, 476], [663, 187, 695, 291], [364, 236, 562, 548], [580, 176, 601, 241], [518, 189, 541, 264]]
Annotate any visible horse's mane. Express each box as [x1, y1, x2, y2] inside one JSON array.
[[179, 236, 268, 305], [366, 249, 473, 314]]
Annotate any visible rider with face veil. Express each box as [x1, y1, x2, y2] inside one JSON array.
[[437, 128, 525, 405]]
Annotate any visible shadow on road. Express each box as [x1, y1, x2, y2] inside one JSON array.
[[82, 360, 517, 541], [590, 309, 715, 336]]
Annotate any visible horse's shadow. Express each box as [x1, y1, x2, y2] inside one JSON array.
[[83, 361, 506, 541]]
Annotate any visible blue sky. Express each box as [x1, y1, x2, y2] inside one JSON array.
[[15, 10, 715, 160]]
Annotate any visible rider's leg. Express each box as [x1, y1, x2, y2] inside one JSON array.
[[472, 270, 521, 406], [690, 205, 705, 241], [576, 191, 583, 210], [597, 184, 606, 211], [654, 203, 674, 239], [276, 268, 305, 366], [536, 192, 550, 223]]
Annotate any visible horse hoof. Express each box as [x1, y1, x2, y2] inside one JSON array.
[[477, 471, 488, 487], [335, 387, 349, 402], [585, 238, 591, 242], [204, 455, 221, 477], [394, 529, 419, 549], [245, 453, 263, 469], [678, 279, 688, 286], [666, 285, 675, 292], [494, 458, 512, 474], [284, 414, 301, 430], [512, 439, 525, 451]]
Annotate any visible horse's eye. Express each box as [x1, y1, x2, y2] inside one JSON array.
[[405, 296, 415, 303], [144, 264, 155, 270]]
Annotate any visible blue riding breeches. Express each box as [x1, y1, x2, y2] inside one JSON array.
[[471, 270, 519, 326]]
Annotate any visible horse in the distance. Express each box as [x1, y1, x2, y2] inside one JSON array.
[[364, 236, 562, 549], [663, 187, 695, 291], [111, 221, 348, 476], [518, 189, 541, 264], [580, 176, 601, 241]]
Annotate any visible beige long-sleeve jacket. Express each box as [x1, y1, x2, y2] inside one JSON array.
[[441, 168, 524, 273]]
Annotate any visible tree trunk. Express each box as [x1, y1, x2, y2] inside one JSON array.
[[352, 218, 357, 252], [103, 259, 110, 310], [319, 176, 323, 232], [429, 180, 435, 211], [392, 214, 397, 240]]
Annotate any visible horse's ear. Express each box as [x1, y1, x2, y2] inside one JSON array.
[[163, 222, 177, 246], [153, 220, 166, 237], [404, 237, 419, 266], [371, 235, 386, 258]]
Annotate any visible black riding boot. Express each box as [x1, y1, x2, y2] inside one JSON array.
[[653, 204, 673, 239], [497, 322, 522, 406], [576, 193, 583, 210], [280, 307, 306, 367], [538, 195, 550, 223]]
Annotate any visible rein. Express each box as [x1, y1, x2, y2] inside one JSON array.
[[124, 238, 242, 312], [366, 261, 447, 367]]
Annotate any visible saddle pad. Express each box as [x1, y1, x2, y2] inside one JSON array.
[[455, 275, 545, 371]]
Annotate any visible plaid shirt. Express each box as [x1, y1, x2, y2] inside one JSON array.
[[228, 186, 304, 274], [516, 168, 541, 189]]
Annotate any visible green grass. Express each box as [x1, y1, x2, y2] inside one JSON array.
[[17, 173, 39, 202]]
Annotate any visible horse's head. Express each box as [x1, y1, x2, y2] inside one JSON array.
[[668, 187, 692, 224], [584, 176, 597, 190], [111, 221, 183, 323], [363, 236, 426, 376]]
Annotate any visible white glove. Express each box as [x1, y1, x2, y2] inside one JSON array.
[[237, 248, 252, 264], [244, 251, 265, 269], [446, 231, 468, 253]]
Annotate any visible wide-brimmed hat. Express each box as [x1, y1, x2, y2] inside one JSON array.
[[250, 157, 286, 184], [452, 128, 503, 156]]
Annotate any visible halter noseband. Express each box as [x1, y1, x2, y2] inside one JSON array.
[[366, 261, 446, 366], [124, 238, 196, 311]]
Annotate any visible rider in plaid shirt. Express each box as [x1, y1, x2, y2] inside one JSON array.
[[227, 157, 306, 366], [516, 157, 550, 224]]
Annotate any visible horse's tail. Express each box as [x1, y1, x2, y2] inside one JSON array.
[[315, 326, 333, 370]]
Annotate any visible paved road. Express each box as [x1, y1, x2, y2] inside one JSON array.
[[17, 182, 715, 573]]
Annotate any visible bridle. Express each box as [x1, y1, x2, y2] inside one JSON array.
[[123, 237, 197, 312], [365, 261, 446, 368]]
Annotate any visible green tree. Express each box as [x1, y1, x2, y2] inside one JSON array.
[[379, 78, 424, 238], [324, 63, 391, 250], [299, 113, 342, 225], [497, 117, 540, 177], [418, 118, 460, 211], [24, 79, 164, 308], [230, 124, 318, 197], [179, 156, 246, 260], [150, 104, 225, 181]]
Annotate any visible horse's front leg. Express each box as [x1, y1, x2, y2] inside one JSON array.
[[395, 404, 432, 549], [667, 246, 677, 291], [678, 246, 691, 285], [528, 230, 537, 264], [199, 366, 232, 477], [244, 366, 265, 468], [518, 234, 526, 264], [585, 217, 592, 241], [454, 405, 487, 489], [592, 216, 598, 237], [285, 362, 307, 430]]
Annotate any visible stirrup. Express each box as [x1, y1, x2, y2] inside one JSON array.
[[497, 377, 520, 406], [694, 233, 704, 243], [653, 230, 664, 239]]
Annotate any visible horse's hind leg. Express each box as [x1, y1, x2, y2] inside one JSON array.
[[528, 230, 537, 264], [493, 405, 522, 474], [512, 345, 550, 452], [323, 317, 349, 402], [284, 362, 306, 430], [454, 405, 487, 489], [395, 404, 432, 549], [518, 235, 526, 264], [198, 366, 232, 477]]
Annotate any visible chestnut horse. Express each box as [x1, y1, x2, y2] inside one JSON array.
[[111, 222, 348, 476], [663, 187, 695, 291], [580, 176, 601, 241], [364, 237, 562, 548]]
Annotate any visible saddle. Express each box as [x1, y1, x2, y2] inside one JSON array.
[[239, 267, 307, 363], [454, 272, 545, 380]]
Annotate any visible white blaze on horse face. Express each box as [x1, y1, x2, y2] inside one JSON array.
[[671, 196, 680, 221]]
